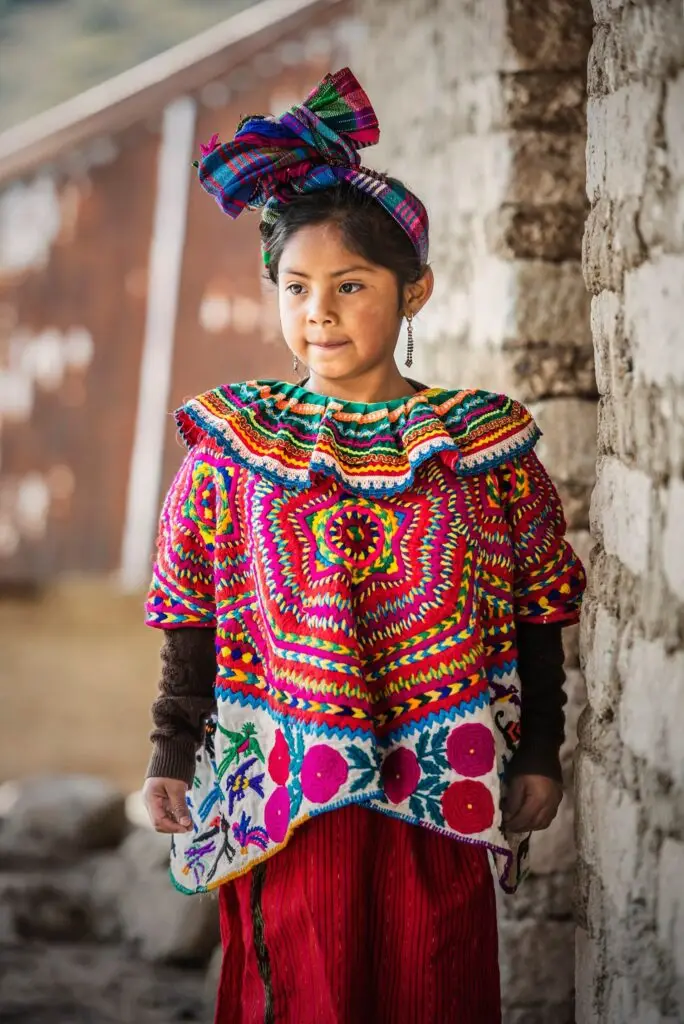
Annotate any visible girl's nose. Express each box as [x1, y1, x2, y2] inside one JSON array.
[[306, 294, 337, 325]]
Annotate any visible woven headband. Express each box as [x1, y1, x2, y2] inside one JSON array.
[[195, 67, 429, 266]]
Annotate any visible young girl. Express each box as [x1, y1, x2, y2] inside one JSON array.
[[142, 68, 586, 1024]]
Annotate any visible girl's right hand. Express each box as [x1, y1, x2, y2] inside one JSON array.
[[142, 777, 193, 834]]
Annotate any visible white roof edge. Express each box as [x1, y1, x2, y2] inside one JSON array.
[[0, 0, 345, 183]]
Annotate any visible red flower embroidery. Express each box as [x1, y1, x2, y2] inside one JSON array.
[[446, 724, 495, 778], [268, 729, 290, 785], [264, 786, 290, 843], [441, 780, 495, 835], [381, 748, 421, 804], [300, 745, 348, 803]]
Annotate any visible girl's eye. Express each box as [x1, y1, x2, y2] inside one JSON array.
[[339, 282, 362, 294], [285, 283, 305, 295]]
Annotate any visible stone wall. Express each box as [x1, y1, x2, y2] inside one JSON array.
[[577, 2, 684, 1021], [356, 1, 594, 1020]]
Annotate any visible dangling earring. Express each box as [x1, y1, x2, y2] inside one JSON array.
[[405, 313, 414, 368], [293, 353, 300, 377]]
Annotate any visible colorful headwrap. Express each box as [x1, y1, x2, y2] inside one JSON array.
[[195, 67, 429, 266]]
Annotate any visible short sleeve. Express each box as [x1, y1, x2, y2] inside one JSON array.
[[145, 449, 217, 628], [499, 448, 586, 625]]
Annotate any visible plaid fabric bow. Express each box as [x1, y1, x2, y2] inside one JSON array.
[[196, 67, 429, 265]]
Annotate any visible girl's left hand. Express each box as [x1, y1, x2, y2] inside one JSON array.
[[502, 773, 563, 833]]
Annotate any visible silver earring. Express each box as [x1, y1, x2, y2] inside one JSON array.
[[293, 353, 300, 376], [405, 313, 414, 368]]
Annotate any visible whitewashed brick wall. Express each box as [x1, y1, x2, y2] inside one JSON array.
[[577, 0, 684, 1020]]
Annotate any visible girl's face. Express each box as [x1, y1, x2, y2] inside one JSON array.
[[277, 221, 432, 393]]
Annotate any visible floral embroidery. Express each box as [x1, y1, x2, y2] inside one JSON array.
[[264, 786, 291, 843], [267, 729, 290, 785], [403, 727, 450, 824], [446, 724, 495, 778], [441, 780, 495, 835], [382, 748, 421, 804], [300, 745, 348, 803]]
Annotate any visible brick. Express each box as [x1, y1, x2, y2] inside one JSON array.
[[517, 262, 592, 346], [582, 196, 647, 294], [566, 530, 593, 575], [583, 602, 620, 718], [470, 260, 592, 349], [447, 134, 512, 214], [590, 457, 652, 576], [619, 634, 684, 785], [665, 72, 684, 183], [552, 481, 592, 530], [588, 4, 684, 96], [575, 926, 601, 1024], [638, 176, 684, 255], [528, 795, 575, 874], [507, 0, 594, 72], [497, 871, 574, 922], [440, 0, 513, 79], [447, 74, 504, 136], [510, 132, 587, 206], [576, 753, 640, 916], [590, 0, 626, 25], [499, 918, 575, 1004], [488, 203, 585, 262], [625, 255, 684, 387], [590, 291, 621, 397], [501, 71, 586, 132], [503, 343, 597, 402], [586, 84, 661, 202], [662, 479, 684, 602], [658, 839, 684, 978], [530, 398, 597, 485], [429, 342, 596, 406]]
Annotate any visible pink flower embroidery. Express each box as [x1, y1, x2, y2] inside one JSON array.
[[264, 786, 290, 843], [268, 729, 290, 786], [300, 745, 348, 803], [441, 780, 494, 835], [381, 748, 421, 804], [200, 132, 220, 157], [446, 724, 495, 778]]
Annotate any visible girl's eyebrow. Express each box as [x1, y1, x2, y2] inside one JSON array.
[[281, 265, 373, 278]]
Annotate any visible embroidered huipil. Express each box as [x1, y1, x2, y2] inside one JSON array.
[[145, 380, 586, 895]]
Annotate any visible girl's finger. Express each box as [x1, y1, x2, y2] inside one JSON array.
[[505, 798, 536, 832], [503, 778, 528, 823]]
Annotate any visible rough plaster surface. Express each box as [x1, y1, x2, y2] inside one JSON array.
[[357, 1, 594, 1019], [577, 1, 684, 1020]]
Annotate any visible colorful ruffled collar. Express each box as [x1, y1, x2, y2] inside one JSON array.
[[175, 379, 540, 496]]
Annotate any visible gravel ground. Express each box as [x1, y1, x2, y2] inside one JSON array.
[[0, 943, 211, 1024]]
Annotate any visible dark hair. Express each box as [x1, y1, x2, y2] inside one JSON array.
[[260, 180, 427, 300]]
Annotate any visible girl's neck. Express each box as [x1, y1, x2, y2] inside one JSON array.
[[301, 367, 419, 405]]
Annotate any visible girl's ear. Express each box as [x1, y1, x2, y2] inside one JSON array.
[[402, 265, 434, 318]]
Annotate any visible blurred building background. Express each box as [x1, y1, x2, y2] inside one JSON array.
[[0, 1, 683, 1022]]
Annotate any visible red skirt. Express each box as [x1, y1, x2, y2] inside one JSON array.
[[214, 804, 501, 1024]]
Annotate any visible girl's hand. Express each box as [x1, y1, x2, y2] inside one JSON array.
[[142, 777, 193, 834], [502, 773, 563, 833]]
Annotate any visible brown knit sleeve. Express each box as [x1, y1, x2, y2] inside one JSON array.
[[146, 627, 217, 786], [506, 621, 568, 784]]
